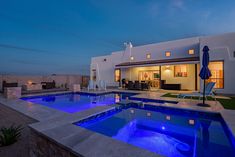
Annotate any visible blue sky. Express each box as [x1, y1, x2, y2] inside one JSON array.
[[0, 0, 235, 75]]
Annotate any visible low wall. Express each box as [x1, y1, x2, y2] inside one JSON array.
[[29, 130, 82, 157], [0, 74, 89, 91]]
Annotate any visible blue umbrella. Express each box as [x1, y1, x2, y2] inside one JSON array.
[[199, 46, 212, 106]]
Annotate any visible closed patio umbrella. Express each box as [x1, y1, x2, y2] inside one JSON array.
[[198, 46, 212, 106]]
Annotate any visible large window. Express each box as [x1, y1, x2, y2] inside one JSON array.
[[208, 61, 224, 88], [114, 69, 121, 82], [174, 65, 187, 77]]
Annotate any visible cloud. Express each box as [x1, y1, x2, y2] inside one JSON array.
[[171, 0, 185, 10]]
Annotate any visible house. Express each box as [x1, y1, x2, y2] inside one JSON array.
[[90, 32, 235, 95]]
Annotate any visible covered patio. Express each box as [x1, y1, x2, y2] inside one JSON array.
[[115, 57, 200, 91]]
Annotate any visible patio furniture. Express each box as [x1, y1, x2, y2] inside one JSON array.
[[178, 82, 216, 100], [134, 81, 141, 90], [41, 81, 56, 89], [141, 81, 150, 90], [126, 81, 135, 90], [161, 80, 181, 90], [88, 80, 96, 91], [2, 81, 18, 92], [24, 83, 42, 91]]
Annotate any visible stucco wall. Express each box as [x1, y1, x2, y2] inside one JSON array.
[[161, 64, 197, 90], [91, 37, 200, 87], [200, 33, 235, 94]]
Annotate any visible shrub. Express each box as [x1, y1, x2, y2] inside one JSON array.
[[0, 125, 23, 146]]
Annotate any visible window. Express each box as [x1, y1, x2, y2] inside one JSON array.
[[146, 53, 151, 59], [165, 51, 171, 57], [130, 56, 134, 61], [114, 69, 121, 82], [188, 49, 194, 55], [174, 65, 187, 77], [207, 61, 224, 88]]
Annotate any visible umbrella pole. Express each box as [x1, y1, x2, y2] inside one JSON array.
[[203, 79, 206, 104]]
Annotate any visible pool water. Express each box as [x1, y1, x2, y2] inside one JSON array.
[[75, 106, 235, 157], [21, 92, 136, 113]]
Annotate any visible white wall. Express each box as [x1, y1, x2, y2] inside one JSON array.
[[90, 51, 123, 86], [200, 32, 235, 94], [161, 64, 197, 90], [91, 37, 200, 87]]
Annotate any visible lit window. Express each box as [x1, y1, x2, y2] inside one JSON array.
[[188, 49, 194, 55], [207, 61, 224, 88], [130, 56, 134, 61], [165, 51, 171, 57], [114, 69, 121, 82], [174, 65, 187, 77], [146, 53, 151, 59]]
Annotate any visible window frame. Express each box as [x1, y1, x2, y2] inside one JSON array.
[[174, 65, 188, 77], [114, 68, 121, 82], [208, 60, 224, 89], [165, 51, 171, 57]]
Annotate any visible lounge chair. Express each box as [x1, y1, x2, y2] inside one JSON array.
[[98, 80, 107, 91], [88, 80, 96, 91], [178, 82, 216, 100]]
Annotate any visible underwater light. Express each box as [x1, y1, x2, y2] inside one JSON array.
[[147, 112, 151, 117], [161, 126, 166, 130], [130, 109, 135, 114]]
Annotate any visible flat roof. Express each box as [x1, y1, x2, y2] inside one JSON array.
[[115, 57, 199, 67]]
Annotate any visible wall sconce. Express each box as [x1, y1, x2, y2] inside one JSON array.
[[165, 66, 171, 71], [28, 80, 33, 85]]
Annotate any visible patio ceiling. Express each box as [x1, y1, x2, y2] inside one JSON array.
[[115, 57, 199, 68]]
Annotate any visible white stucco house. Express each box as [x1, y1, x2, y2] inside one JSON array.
[[90, 32, 235, 95]]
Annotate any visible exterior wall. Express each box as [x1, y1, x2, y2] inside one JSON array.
[[161, 64, 197, 90], [200, 33, 235, 94], [90, 51, 123, 87], [91, 37, 200, 87], [0, 74, 89, 91], [91, 32, 235, 94]]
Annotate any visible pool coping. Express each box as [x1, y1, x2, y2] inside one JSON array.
[[0, 91, 235, 157]]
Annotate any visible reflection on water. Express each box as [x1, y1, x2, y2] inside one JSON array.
[[42, 96, 56, 102]]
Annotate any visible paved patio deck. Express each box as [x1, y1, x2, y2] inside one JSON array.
[[0, 89, 234, 157]]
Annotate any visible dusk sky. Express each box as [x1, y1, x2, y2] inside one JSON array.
[[1, 0, 235, 75]]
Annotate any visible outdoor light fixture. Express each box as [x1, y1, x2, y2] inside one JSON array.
[[146, 53, 151, 59], [130, 56, 134, 61], [28, 80, 33, 85], [188, 49, 195, 55], [165, 66, 171, 71]]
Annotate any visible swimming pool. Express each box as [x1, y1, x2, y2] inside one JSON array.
[[75, 104, 235, 157], [21, 92, 137, 113]]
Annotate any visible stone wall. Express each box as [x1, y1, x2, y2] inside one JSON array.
[[29, 129, 82, 157], [0, 74, 89, 91]]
